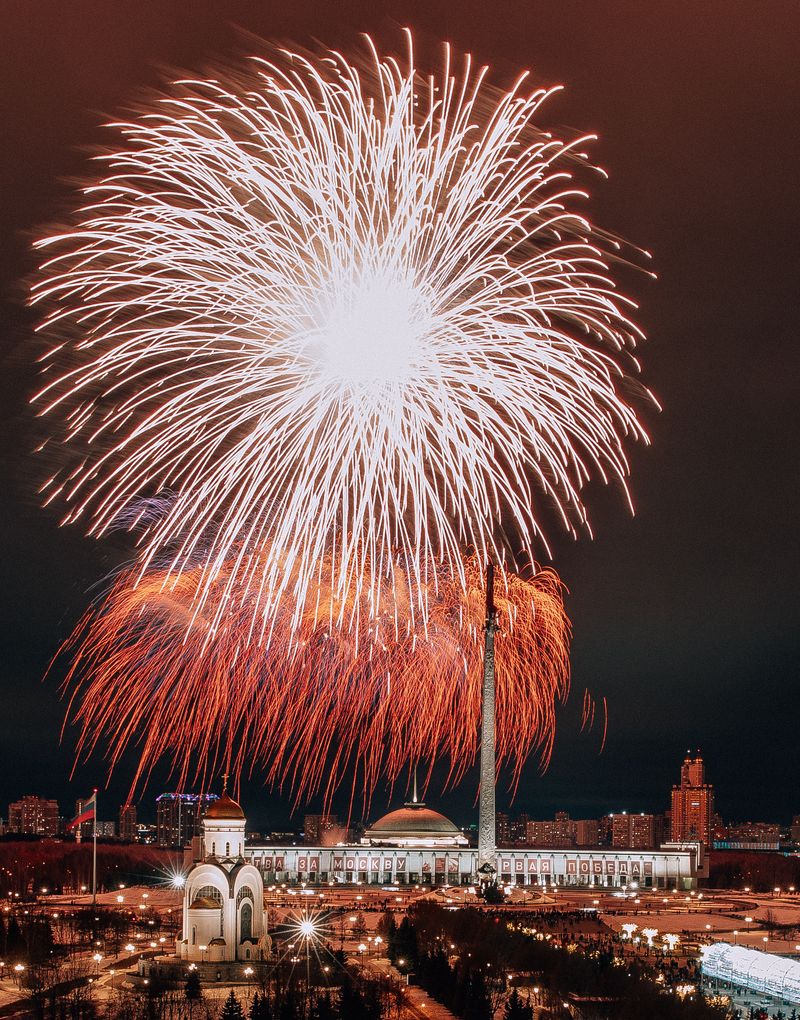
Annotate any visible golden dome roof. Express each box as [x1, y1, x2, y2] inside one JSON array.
[[205, 792, 244, 820], [367, 802, 460, 837]]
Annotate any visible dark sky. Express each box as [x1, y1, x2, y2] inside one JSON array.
[[1, 1, 798, 833]]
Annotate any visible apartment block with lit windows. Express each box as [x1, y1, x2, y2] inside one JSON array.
[[671, 752, 714, 846]]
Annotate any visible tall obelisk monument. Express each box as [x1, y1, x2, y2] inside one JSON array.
[[477, 561, 498, 881]]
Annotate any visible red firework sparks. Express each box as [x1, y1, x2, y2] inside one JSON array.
[[60, 554, 570, 807]]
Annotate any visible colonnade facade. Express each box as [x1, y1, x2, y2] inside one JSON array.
[[246, 842, 701, 890]]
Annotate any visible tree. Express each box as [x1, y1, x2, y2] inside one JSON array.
[[5, 914, 24, 956], [503, 988, 534, 1020], [390, 917, 418, 970], [377, 910, 397, 940], [185, 968, 202, 1002], [250, 990, 274, 1020], [463, 971, 493, 1020], [310, 991, 336, 1020], [221, 990, 246, 1020]]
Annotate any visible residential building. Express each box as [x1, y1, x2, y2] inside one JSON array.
[[713, 822, 781, 851], [671, 751, 714, 846], [156, 793, 218, 847], [119, 804, 137, 842], [610, 812, 656, 849], [8, 796, 61, 837], [575, 819, 599, 846], [496, 812, 512, 845]]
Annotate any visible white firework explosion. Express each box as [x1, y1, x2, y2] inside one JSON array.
[[33, 33, 650, 634]]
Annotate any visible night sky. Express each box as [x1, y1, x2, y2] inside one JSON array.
[[1, 1, 798, 834]]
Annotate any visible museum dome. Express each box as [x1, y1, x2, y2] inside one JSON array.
[[370, 804, 459, 835], [363, 800, 468, 847]]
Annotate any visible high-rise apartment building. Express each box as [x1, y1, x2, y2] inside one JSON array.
[[119, 804, 137, 842], [671, 751, 714, 846], [610, 812, 656, 849], [8, 796, 61, 837], [525, 814, 577, 847], [575, 819, 599, 846], [510, 813, 531, 843], [156, 793, 218, 847], [791, 816, 800, 845], [496, 812, 512, 845]]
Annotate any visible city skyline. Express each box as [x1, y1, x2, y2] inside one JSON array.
[[2, 2, 799, 828], [2, 751, 797, 840]]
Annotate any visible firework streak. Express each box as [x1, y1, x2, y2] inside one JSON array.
[[61, 555, 569, 804], [34, 35, 649, 638]]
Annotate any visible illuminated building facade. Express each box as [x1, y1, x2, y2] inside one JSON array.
[[712, 821, 781, 850], [119, 804, 137, 842], [246, 840, 702, 889], [8, 795, 61, 837], [156, 793, 218, 848], [671, 751, 714, 846], [610, 812, 656, 849], [246, 795, 703, 889]]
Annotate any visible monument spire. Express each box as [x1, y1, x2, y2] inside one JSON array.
[[477, 561, 498, 882]]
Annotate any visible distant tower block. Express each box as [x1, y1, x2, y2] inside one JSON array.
[[477, 562, 498, 880], [671, 750, 714, 847]]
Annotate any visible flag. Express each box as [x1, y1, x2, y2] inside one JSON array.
[[69, 792, 96, 831]]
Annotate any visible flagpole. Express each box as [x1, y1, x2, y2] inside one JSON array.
[[92, 788, 98, 909]]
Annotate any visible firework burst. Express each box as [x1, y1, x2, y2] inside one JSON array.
[[61, 554, 569, 805], [34, 34, 649, 633]]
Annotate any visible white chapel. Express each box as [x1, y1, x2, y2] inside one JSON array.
[[177, 788, 269, 963]]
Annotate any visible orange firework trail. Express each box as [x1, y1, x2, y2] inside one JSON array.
[[61, 554, 569, 806]]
